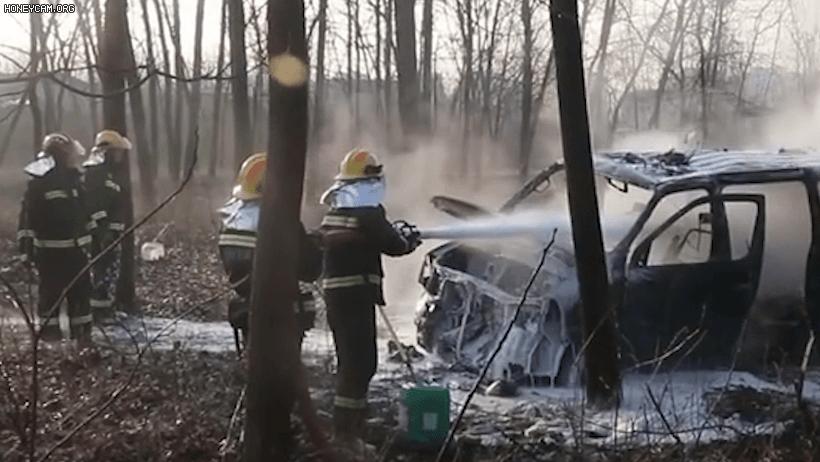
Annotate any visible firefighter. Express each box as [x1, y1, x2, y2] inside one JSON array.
[[319, 148, 422, 445], [84, 130, 130, 321], [217, 153, 321, 355], [18, 133, 94, 343]]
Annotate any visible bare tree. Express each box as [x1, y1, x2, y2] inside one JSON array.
[[312, 0, 328, 138], [152, 0, 178, 179], [228, 0, 253, 170], [519, 0, 534, 178], [649, 0, 692, 129], [28, 0, 44, 152], [384, 0, 393, 131], [243, 0, 326, 458], [139, 0, 161, 179], [209, 0, 229, 176], [125, 18, 157, 204], [183, 0, 207, 172], [99, 0, 136, 313], [420, 0, 434, 130]]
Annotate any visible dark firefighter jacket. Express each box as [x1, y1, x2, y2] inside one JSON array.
[[319, 205, 412, 306], [18, 166, 93, 257], [84, 164, 126, 240], [218, 215, 322, 313]]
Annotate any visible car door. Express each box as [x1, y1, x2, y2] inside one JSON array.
[[619, 194, 765, 368]]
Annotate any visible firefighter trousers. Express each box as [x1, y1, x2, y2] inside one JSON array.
[[90, 239, 120, 320], [326, 291, 377, 438], [35, 248, 92, 341]]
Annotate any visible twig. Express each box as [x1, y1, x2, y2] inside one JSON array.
[[36, 275, 246, 462], [645, 384, 683, 445], [220, 385, 246, 461], [434, 229, 558, 462]]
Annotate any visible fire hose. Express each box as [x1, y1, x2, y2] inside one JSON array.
[[395, 219, 556, 241]]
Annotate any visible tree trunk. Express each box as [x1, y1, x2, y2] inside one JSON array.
[[649, 0, 690, 129], [100, 0, 137, 313], [394, 0, 419, 138], [28, 1, 44, 152], [420, 0, 433, 131], [209, 0, 229, 177], [228, 0, 252, 171], [519, 0, 534, 179], [152, 0, 177, 180], [355, 0, 362, 131], [243, 0, 314, 457], [384, 0, 393, 133], [125, 20, 157, 205], [608, 0, 671, 136], [312, 0, 328, 139], [169, 0, 186, 180], [139, 0, 160, 179], [549, 0, 620, 408], [458, 0, 474, 174], [81, 31, 100, 139], [184, 0, 206, 172]]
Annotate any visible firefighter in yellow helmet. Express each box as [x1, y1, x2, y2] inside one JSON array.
[[84, 129, 131, 320], [319, 148, 422, 446], [18, 133, 95, 343], [217, 153, 322, 354]]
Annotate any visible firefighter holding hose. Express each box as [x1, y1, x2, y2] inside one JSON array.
[[319, 149, 422, 449]]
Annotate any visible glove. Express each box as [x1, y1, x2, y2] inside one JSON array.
[[394, 220, 422, 251]]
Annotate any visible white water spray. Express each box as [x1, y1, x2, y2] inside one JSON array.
[[418, 211, 569, 240]]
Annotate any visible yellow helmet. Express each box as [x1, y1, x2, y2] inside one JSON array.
[[233, 153, 267, 200], [94, 129, 132, 150], [335, 148, 383, 181], [42, 133, 85, 158]]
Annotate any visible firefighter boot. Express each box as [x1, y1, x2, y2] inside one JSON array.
[[70, 323, 93, 347]]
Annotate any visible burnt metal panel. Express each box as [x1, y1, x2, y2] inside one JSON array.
[[595, 149, 820, 189]]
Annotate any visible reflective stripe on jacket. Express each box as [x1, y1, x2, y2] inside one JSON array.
[[18, 166, 93, 255], [319, 205, 411, 305]]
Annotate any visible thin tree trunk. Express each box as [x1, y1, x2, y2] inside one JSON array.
[[420, 0, 433, 130], [649, 0, 690, 129], [355, 0, 362, 131], [125, 20, 157, 205], [28, 1, 44, 152], [228, 0, 252, 170], [184, 0, 206, 172], [609, 0, 672, 135], [152, 0, 177, 180], [139, 0, 160, 179], [313, 0, 328, 139], [519, 0, 534, 179], [374, 0, 382, 117], [384, 0, 393, 132], [394, 0, 420, 138], [210, 0, 229, 177], [169, 0, 186, 180], [100, 0, 136, 313]]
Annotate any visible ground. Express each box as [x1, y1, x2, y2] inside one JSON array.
[[1, 181, 820, 461]]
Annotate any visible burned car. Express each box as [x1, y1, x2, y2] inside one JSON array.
[[416, 149, 820, 385]]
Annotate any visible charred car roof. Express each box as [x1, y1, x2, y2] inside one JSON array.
[[594, 149, 820, 189]]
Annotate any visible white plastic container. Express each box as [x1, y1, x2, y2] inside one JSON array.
[[140, 242, 166, 261]]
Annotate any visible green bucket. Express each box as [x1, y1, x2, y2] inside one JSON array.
[[397, 386, 450, 446]]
